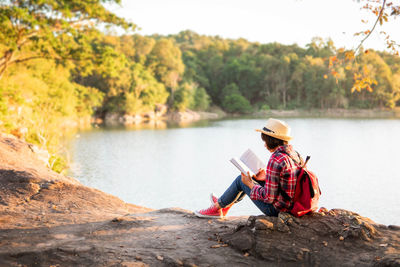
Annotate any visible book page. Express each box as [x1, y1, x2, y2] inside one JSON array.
[[239, 149, 264, 174], [230, 157, 255, 177]]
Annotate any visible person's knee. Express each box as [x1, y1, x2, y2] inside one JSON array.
[[234, 175, 244, 188], [236, 174, 252, 193]]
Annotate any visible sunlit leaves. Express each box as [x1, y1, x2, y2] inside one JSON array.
[[0, 0, 135, 77], [326, 50, 353, 84], [146, 38, 185, 105], [325, 46, 384, 95], [0, 59, 104, 172], [351, 66, 378, 93]]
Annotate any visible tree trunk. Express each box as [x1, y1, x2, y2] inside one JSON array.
[[282, 89, 286, 108]]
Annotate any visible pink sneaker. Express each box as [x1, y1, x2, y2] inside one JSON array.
[[210, 193, 231, 217], [194, 204, 222, 218]]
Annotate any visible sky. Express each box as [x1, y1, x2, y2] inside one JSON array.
[[107, 0, 400, 52]]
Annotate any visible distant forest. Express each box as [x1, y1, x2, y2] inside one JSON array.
[[75, 30, 400, 115], [3, 30, 400, 120]]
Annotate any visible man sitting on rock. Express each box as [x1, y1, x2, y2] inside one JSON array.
[[195, 118, 302, 218]]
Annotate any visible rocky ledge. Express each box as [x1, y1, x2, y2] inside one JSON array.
[[103, 106, 222, 127], [0, 135, 399, 266]]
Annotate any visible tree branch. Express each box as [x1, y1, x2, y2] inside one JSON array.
[[0, 54, 52, 78], [355, 0, 387, 54]]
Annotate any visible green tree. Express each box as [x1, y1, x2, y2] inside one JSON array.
[[306, 37, 336, 58], [73, 36, 132, 114], [0, 58, 103, 173], [133, 35, 156, 64], [351, 51, 400, 108], [222, 94, 252, 113], [191, 86, 210, 111], [173, 82, 193, 111], [220, 83, 241, 103], [130, 63, 169, 113], [0, 0, 133, 78], [146, 38, 185, 104]]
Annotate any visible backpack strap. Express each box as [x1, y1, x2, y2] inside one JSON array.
[[277, 150, 309, 202], [276, 150, 295, 202], [279, 150, 304, 168]]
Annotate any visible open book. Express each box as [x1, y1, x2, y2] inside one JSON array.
[[230, 149, 265, 177]]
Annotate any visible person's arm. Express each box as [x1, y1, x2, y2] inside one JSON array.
[[254, 168, 266, 181], [241, 172, 254, 189], [249, 157, 282, 203]]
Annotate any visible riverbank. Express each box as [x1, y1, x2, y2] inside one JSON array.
[[100, 106, 226, 127], [92, 107, 400, 130], [0, 134, 399, 266], [254, 108, 400, 119]]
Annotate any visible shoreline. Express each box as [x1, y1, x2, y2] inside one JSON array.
[[99, 109, 225, 127], [254, 108, 400, 119], [98, 108, 400, 128]]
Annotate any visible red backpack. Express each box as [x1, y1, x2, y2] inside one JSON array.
[[281, 153, 322, 217]]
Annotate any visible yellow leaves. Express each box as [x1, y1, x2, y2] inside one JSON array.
[[379, 14, 389, 25], [330, 70, 340, 84], [328, 56, 337, 68], [331, 70, 339, 78], [354, 31, 363, 37], [325, 48, 379, 93], [324, 69, 340, 83], [351, 66, 377, 93], [326, 50, 355, 83], [351, 82, 374, 93], [344, 51, 354, 61]]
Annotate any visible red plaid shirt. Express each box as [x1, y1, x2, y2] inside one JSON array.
[[250, 145, 301, 211]]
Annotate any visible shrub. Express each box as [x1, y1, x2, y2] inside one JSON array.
[[222, 93, 253, 113]]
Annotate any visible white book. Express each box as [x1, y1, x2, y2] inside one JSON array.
[[230, 149, 265, 177]]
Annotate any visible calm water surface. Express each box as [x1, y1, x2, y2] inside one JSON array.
[[67, 118, 400, 225]]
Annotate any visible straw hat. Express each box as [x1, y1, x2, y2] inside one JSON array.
[[255, 118, 293, 141]]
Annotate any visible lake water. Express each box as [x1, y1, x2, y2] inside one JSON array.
[[67, 118, 400, 226]]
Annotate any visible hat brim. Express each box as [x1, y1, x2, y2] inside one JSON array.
[[255, 129, 293, 141]]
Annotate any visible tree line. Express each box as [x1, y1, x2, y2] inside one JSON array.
[[69, 31, 400, 117]]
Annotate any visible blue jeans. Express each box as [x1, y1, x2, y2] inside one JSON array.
[[218, 175, 279, 216]]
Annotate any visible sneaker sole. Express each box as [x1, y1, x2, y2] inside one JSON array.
[[193, 210, 222, 219]]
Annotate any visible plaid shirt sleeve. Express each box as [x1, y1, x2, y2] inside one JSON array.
[[250, 151, 298, 211], [250, 153, 283, 203]]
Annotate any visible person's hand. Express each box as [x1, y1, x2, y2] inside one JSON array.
[[241, 172, 254, 189], [254, 168, 266, 181]]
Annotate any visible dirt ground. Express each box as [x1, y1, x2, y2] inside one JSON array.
[[0, 134, 399, 266]]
